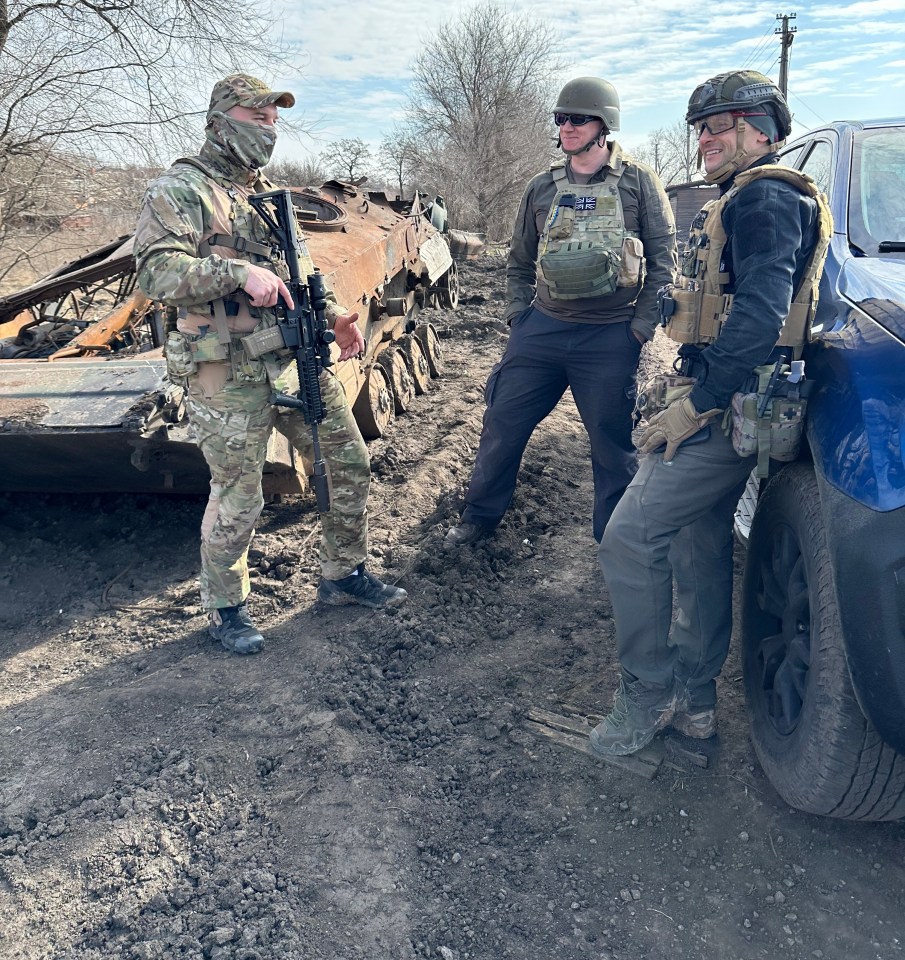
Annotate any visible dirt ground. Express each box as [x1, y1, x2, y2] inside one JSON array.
[[1, 257, 903, 960]]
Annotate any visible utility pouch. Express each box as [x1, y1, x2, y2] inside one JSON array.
[[539, 243, 618, 299], [188, 331, 230, 363], [164, 331, 197, 383], [616, 236, 645, 288], [661, 286, 700, 343], [725, 374, 807, 477], [634, 373, 697, 423], [229, 337, 269, 384]]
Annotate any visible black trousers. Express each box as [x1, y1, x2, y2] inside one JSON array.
[[461, 305, 642, 542]]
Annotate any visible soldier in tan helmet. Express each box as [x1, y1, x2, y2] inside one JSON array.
[[445, 77, 677, 549], [134, 74, 408, 656]]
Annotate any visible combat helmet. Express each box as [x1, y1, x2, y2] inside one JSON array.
[[686, 70, 792, 183], [554, 77, 620, 131]]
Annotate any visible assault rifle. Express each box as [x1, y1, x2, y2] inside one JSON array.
[[247, 189, 335, 512]]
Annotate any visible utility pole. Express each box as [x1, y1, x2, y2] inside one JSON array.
[[775, 12, 797, 97]]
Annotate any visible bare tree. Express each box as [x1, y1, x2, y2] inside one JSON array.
[[631, 121, 698, 186], [379, 128, 420, 199], [403, 2, 560, 240], [266, 157, 330, 189], [0, 0, 290, 283], [318, 138, 373, 183]]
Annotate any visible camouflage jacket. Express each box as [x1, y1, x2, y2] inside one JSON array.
[[134, 144, 340, 331]]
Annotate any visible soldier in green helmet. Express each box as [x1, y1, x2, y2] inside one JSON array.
[[134, 74, 407, 656], [590, 70, 831, 756], [445, 77, 677, 548]]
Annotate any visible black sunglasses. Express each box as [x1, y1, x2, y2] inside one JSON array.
[[553, 113, 599, 127]]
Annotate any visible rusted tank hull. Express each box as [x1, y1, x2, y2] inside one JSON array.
[[0, 184, 456, 494]]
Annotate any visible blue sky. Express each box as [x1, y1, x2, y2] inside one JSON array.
[[263, 0, 905, 165]]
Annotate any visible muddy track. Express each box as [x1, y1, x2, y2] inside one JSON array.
[[0, 257, 903, 960]]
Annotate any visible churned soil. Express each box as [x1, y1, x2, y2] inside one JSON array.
[[0, 257, 903, 960]]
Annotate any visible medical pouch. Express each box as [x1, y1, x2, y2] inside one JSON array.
[[726, 390, 807, 477]]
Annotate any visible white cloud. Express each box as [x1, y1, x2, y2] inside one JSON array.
[[265, 0, 905, 155]]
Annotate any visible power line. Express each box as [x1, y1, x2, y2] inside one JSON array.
[[742, 25, 777, 69], [789, 90, 828, 126]]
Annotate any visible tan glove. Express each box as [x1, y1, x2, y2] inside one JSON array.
[[638, 396, 722, 462]]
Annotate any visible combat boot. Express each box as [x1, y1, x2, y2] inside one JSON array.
[[317, 564, 408, 610], [671, 707, 717, 739], [209, 603, 264, 655], [589, 677, 686, 757], [444, 522, 491, 547]]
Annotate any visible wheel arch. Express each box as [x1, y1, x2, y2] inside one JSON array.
[[803, 452, 905, 753]]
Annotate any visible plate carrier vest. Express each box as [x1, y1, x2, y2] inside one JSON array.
[[172, 157, 318, 370], [662, 165, 832, 356], [538, 160, 642, 300]]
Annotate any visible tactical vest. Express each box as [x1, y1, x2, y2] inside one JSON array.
[[538, 161, 643, 300], [662, 165, 832, 354], [173, 158, 317, 350]]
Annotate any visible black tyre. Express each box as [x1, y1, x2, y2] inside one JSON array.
[[742, 462, 905, 821]]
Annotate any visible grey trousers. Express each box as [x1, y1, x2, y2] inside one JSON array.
[[598, 425, 755, 709]]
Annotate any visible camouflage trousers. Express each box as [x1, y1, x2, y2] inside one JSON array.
[[186, 366, 370, 610]]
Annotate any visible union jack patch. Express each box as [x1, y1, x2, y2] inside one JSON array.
[[575, 196, 597, 211]]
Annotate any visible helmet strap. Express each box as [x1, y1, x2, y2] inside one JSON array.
[[560, 126, 608, 157]]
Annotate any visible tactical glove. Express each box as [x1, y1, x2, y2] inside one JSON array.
[[638, 396, 722, 462]]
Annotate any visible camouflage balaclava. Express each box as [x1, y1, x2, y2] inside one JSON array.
[[205, 74, 295, 172]]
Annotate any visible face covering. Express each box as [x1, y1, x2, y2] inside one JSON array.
[[206, 111, 277, 170]]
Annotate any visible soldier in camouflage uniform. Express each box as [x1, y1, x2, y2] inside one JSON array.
[[134, 74, 407, 656], [444, 77, 676, 548]]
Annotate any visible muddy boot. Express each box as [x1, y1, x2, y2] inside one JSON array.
[[317, 565, 408, 609], [589, 677, 685, 756], [208, 603, 264, 655], [671, 707, 717, 739], [444, 522, 491, 547]]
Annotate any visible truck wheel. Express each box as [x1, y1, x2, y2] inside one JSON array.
[[742, 462, 905, 820]]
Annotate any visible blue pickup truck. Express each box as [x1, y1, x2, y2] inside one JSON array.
[[735, 119, 905, 820]]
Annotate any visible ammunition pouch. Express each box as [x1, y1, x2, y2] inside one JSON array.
[[724, 364, 811, 477], [165, 329, 275, 386], [634, 373, 698, 423], [659, 284, 729, 344], [240, 324, 289, 360]]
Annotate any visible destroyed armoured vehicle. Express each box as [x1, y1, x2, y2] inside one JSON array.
[[0, 182, 462, 494]]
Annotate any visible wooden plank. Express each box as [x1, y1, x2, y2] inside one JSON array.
[[533, 704, 709, 771], [525, 715, 661, 781]]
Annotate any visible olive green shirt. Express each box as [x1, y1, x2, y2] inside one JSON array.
[[505, 141, 677, 340]]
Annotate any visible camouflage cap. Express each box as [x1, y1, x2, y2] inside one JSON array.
[[208, 74, 295, 115]]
